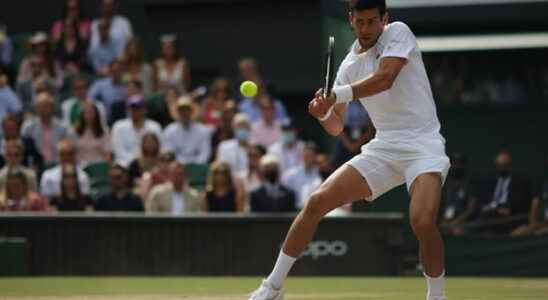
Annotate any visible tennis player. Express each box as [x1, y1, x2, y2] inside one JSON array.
[[250, 1, 450, 299]]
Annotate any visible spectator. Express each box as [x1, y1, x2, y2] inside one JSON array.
[[122, 37, 153, 96], [54, 18, 89, 75], [17, 32, 63, 93], [135, 151, 175, 203], [216, 113, 250, 174], [201, 77, 232, 129], [147, 162, 201, 214], [50, 0, 91, 42], [250, 94, 282, 147], [21, 91, 74, 163], [40, 139, 90, 200], [162, 97, 211, 164], [299, 153, 344, 213], [237, 144, 266, 196], [476, 150, 532, 234], [440, 154, 479, 236], [152, 34, 190, 93], [211, 99, 236, 155], [95, 164, 143, 211], [332, 101, 375, 168], [0, 114, 43, 171], [0, 140, 37, 192], [236, 57, 275, 96], [203, 161, 244, 212], [87, 59, 128, 117], [0, 66, 21, 120], [512, 154, 548, 236], [61, 76, 107, 128], [74, 101, 111, 165], [88, 17, 125, 75], [110, 95, 161, 166], [268, 121, 304, 174], [0, 23, 13, 67], [281, 142, 321, 209], [250, 154, 296, 213], [238, 88, 289, 124], [90, 0, 132, 53], [50, 164, 93, 211], [0, 170, 48, 211], [128, 132, 160, 181]]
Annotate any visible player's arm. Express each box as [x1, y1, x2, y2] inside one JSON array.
[[308, 89, 347, 136]]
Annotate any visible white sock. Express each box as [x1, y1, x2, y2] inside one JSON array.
[[424, 270, 445, 298], [265, 251, 297, 289]]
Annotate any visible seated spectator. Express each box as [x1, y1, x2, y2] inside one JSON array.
[[0, 170, 48, 211], [0, 140, 37, 192], [512, 154, 548, 236], [50, 164, 93, 211], [50, 0, 91, 42], [110, 95, 161, 166], [162, 97, 211, 164], [0, 23, 13, 67], [74, 101, 111, 166], [55, 18, 89, 75], [475, 150, 532, 234], [0, 114, 43, 171], [40, 139, 90, 200], [128, 132, 160, 181], [21, 91, 75, 163], [250, 155, 296, 213], [122, 38, 153, 96], [216, 113, 251, 174], [61, 76, 107, 128], [250, 94, 282, 147], [95, 164, 143, 211], [281, 142, 321, 209], [440, 154, 479, 236], [152, 34, 190, 94], [268, 121, 304, 174], [237, 145, 266, 195], [90, 0, 132, 55], [235, 57, 274, 98], [135, 151, 175, 202], [203, 161, 244, 212], [17, 32, 63, 94], [201, 77, 232, 129], [238, 89, 289, 124], [0, 66, 22, 120], [147, 162, 201, 214], [332, 101, 375, 168], [88, 17, 125, 76], [211, 99, 236, 156], [87, 59, 127, 116]]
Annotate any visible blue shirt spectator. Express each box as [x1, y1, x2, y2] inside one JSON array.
[[0, 70, 21, 120], [0, 26, 12, 66], [87, 59, 127, 115], [88, 17, 124, 75], [238, 96, 289, 124]]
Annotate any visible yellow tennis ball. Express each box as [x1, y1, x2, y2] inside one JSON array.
[[240, 81, 258, 98]]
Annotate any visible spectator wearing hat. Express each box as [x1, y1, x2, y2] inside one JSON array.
[[281, 142, 321, 209], [90, 0, 133, 53], [268, 121, 304, 174], [88, 16, 125, 75], [95, 164, 143, 211], [21, 91, 75, 163], [162, 97, 211, 164], [216, 113, 251, 175], [87, 59, 127, 116], [110, 94, 161, 166], [153, 34, 190, 94], [249, 94, 282, 148], [250, 154, 296, 213]]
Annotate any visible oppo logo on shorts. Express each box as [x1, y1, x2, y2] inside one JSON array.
[[300, 240, 349, 259]]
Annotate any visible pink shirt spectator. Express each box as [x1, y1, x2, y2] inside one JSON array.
[[250, 120, 282, 148], [76, 130, 110, 165], [51, 19, 91, 42]]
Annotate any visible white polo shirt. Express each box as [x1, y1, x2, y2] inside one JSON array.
[[335, 21, 444, 143]]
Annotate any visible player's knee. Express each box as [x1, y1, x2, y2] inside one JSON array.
[[410, 213, 437, 236], [304, 190, 330, 219]]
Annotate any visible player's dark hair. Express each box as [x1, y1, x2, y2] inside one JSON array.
[[349, 0, 386, 16]]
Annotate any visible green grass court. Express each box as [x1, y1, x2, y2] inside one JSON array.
[[0, 277, 546, 299]]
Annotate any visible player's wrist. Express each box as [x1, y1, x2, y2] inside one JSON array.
[[333, 85, 353, 104], [317, 105, 334, 122]]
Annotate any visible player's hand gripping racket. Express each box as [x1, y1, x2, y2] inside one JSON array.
[[323, 36, 335, 100]]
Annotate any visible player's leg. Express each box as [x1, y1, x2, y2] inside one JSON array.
[[409, 172, 446, 300]]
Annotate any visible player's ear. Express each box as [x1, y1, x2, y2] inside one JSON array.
[[381, 12, 389, 25]]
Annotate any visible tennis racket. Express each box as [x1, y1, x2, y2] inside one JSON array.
[[323, 36, 335, 99]]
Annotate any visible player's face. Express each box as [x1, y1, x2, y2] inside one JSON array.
[[349, 8, 388, 49]]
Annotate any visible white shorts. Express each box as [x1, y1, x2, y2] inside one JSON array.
[[346, 138, 451, 201]]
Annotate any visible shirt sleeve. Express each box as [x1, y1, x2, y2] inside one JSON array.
[[379, 22, 417, 60], [196, 128, 211, 164]]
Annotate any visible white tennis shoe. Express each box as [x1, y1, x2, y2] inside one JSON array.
[[249, 279, 284, 300]]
